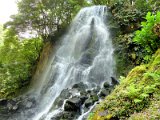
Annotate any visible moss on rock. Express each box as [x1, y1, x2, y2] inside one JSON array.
[[88, 49, 160, 120]]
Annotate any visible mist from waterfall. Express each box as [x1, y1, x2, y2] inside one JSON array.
[[8, 5, 115, 120]]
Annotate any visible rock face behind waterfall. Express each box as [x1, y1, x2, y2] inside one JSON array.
[[0, 6, 115, 120]]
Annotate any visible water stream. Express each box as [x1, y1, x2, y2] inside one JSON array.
[[7, 5, 115, 120]]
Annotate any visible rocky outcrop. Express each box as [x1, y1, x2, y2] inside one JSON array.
[[0, 77, 119, 120], [64, 97, 82, 112], [53, 78, 119, 120], [0, 95, 37, 120]]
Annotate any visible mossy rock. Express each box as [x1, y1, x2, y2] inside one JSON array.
[[88, 49, 160, 120]]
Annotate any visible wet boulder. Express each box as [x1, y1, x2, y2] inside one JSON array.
[[84, 98, 94, 108], [84, 93, 98, 108], [7, 101, 19, 111], [93, 86, 101, 93], [52, 111, 77, 120], [0, 99, 7, 106], [80, 96, 88, 104], [54, 89, 71, 108], [99, 88, 110, 98], [91, 95, 99, 103], [72, 82, 88, 91], [64, 97, 82, 112], [111, 77, 119, 86], [103, 81, 110, 88]]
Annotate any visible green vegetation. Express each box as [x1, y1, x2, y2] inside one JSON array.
[[0, 1, 160, 119], [5, 0, 89, 42], [0, 28, 43, 98], [87, 1, 160, 120], [133, 12, 160, 62], [0, 0, 89, 99], [0, 24, 3, 46], [88, 49, 160, 120]]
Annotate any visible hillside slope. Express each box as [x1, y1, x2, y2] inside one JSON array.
[[89, 48, 160, 120]]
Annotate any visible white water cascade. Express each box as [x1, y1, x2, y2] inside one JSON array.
[[7, 5, 115, 120]]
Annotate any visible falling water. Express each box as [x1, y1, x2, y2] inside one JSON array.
[[7, 5, 115, 120]]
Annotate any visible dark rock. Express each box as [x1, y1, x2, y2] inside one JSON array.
[[54, 89, 71, 108], [64, 97, 82, 112], [91, 95, 99, 102], [84, 98, 94, 108], [80, 90, 88, 96], [0, 99, 7, 106], [52, 111, 77, 120], [60, 89, 71, 98], [72, 82, 88, 91], [93, 86, 101, 93], [87, 90, 91, 94], [111, 77, 119, 85], [6, 99, 19, 111], [62, 111, 77, 119], [103, 81, 110, 88], [99, 88, 110, 98], [90, 91, 96, 97], [80, 96, 88, 104]]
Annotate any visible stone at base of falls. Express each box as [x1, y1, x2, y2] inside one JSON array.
[[0, 95, 37, 120], [111, 77, 119, 85], [57, 81, 115, 116], [80, 96, 88, 103], [0, 99, 7, 106], [51, 111, 78, 120], [54, 89, 72, 108], [72, 82, 88, 91], [103, 81, 110, 88], [99, 88, 110, 98], [84, 98, 94, 108], [64, 97, 82, 112], [84, 91, 99, 108]]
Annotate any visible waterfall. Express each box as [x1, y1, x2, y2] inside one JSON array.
[[7, 5, 115, 120]]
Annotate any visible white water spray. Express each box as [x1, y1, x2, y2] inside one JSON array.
[[33, 5, 114, 120], [8, 5, 115, 120]]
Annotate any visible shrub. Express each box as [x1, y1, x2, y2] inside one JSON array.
[[133, 11, 160, 62]]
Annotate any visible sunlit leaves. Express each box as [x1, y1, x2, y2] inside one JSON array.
[[5, 0, 89, 41], [0, 28, 43, 98], [133, 11, 160, 63]]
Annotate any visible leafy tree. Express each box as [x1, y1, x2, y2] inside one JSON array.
[[0, 28, 43, 98], [5, 0, 89, 42], [0, 24, 3, 45]]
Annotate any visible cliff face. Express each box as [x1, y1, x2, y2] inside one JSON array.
[[29, 41, 55, 89], [88, 49, 160, 120]]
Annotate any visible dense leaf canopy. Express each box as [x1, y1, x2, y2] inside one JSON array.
[[5, 0, 89, 41]]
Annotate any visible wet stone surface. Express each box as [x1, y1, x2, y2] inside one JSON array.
[[52, 78, 119, 120]]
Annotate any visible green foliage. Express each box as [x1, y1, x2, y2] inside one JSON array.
[[0, 24, 3, 46], [113, 33, 140, 77], [89, 49, 160, 120], [93, 0, 160, 35], [0, 28, 43, 98], [133, 11, 160, 62], [134, 0, 151, 12], [5, 0, 89, 41], [129, 94, 160, 120]]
